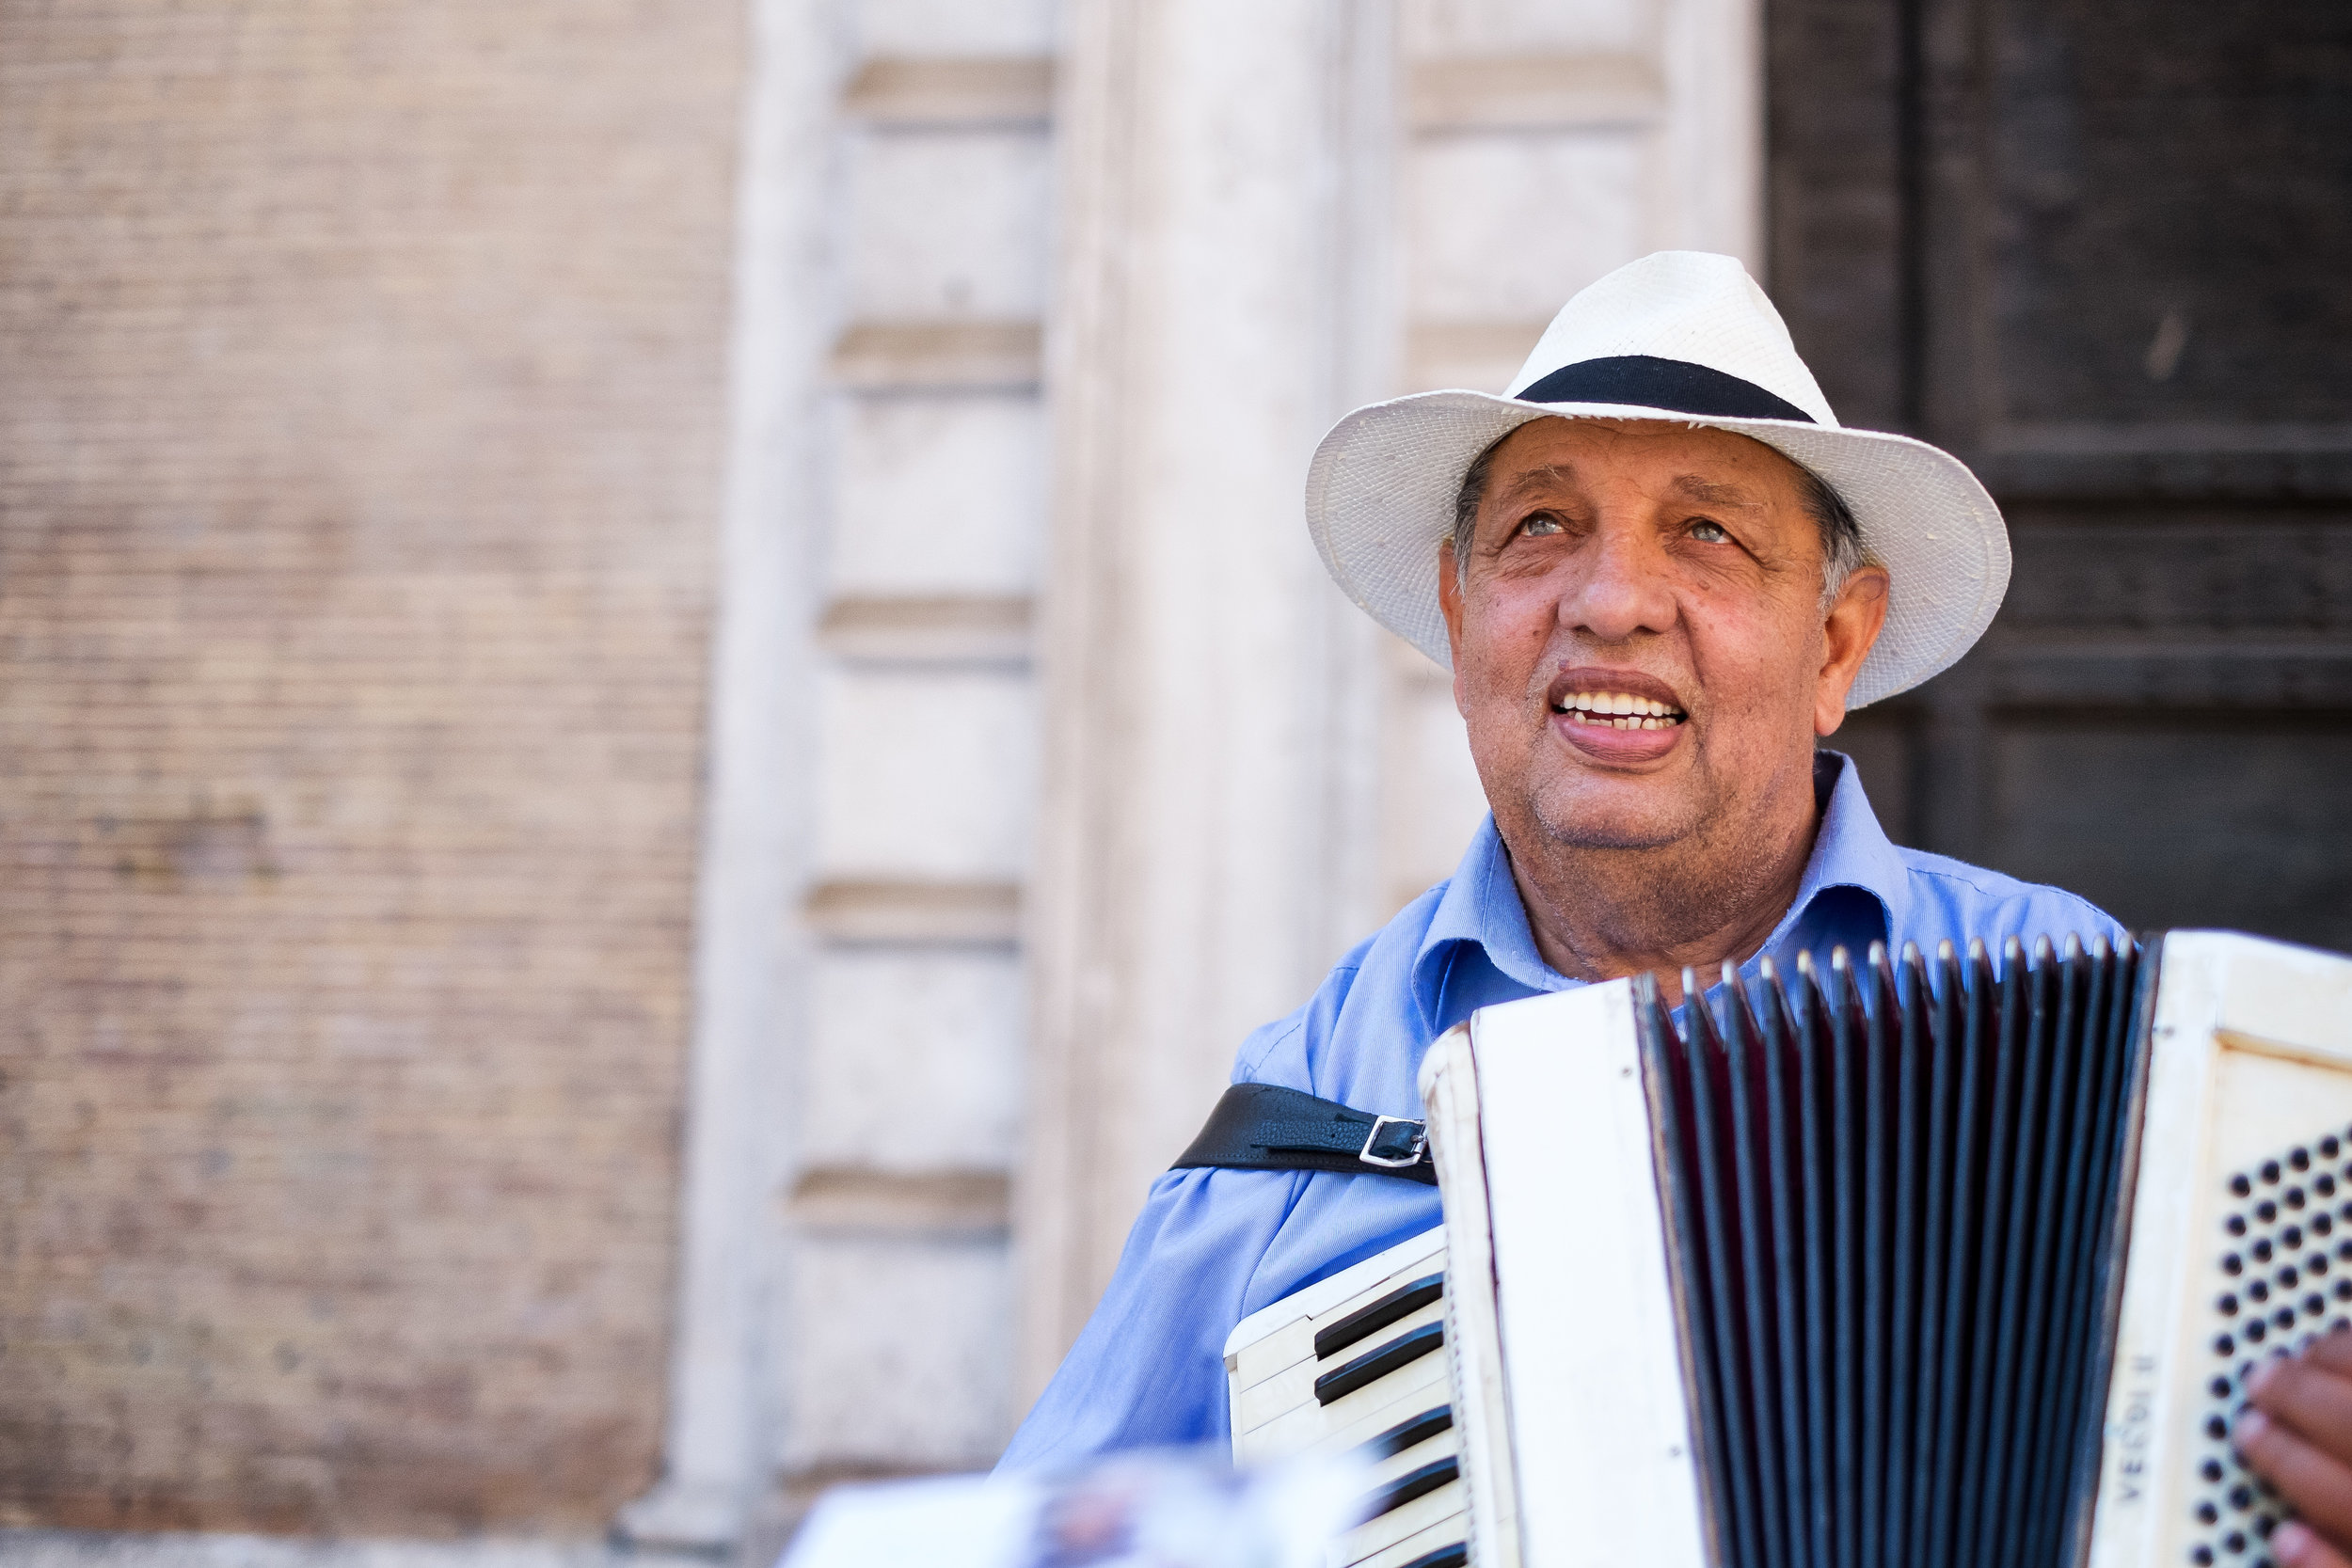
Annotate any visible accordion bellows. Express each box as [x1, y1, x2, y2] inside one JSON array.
[[1418, 929, 2352, 1568]]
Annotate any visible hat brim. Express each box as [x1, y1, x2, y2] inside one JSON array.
[[1304, 390, 2010, 710]]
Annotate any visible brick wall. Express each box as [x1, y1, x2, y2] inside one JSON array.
[[0, 0, 741, 1535]]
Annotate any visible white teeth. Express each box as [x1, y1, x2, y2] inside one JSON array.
[[1557, 689, 1686, 725]]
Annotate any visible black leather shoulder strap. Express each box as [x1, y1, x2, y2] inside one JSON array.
[[1169, 1082, 1436, 1185]]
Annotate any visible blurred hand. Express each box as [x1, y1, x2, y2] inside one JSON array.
[[2236, 1331, 2352, 1568]]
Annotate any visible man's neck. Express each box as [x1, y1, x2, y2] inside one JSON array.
[[1502, 774, 1824, 1006]]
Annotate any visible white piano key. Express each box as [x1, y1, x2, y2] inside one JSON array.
[[1329, 1476, 1465, 1566], [1343, 1513, 1470, 1568], [1303, 1386, 1454, 1459], [1223, 1227, 1446, 1374], [1232, 1295, 1447, 1430], [1237, 1371, 1444, 1468], [1228, 1252, 1447, 1394], [1359, 1426, 1458, 1490], [1237, 1339, 1449, 1450]]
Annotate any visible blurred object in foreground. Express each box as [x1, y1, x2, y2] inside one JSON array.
[[780, 1449, 1364, 1568]]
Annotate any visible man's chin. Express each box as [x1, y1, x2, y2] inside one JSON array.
[[1519, 779, 1710, 854]]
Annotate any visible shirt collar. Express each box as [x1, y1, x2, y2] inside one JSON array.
[[1412, 750, 1911, 1013]]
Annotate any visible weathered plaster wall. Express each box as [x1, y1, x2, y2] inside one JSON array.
[[0, 0, 742, 1534]]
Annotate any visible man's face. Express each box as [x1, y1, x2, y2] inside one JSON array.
[[1437, 417, 1888, 859]]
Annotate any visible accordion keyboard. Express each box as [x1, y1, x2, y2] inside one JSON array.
[[1223, 1226, 1467, 1568]]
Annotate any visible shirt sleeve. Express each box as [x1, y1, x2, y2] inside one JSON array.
[[993, 945, 1389, 1473], [993, 1162, 1303, 1471]]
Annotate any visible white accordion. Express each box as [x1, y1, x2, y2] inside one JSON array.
[[1227, 930, 2352, 1568]]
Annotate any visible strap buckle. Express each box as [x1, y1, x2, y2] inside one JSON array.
[[1359, 1115, 1428, 1169]]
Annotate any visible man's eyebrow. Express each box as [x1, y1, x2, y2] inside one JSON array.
[[1670, 473, 1766, 510], [1490, 464, 1579, 505]]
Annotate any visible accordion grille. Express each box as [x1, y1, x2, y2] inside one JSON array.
[[1634, 936, 2151, 1568]]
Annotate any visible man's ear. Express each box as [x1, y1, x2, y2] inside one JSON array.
[[1814, 564, 1890, 736], [1438, 541, 1470, 715]]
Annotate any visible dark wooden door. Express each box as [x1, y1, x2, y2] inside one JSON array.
[[1770, 0, 2352, 949]]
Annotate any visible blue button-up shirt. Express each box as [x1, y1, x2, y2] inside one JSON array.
[[998, 752, 2122, 1468]]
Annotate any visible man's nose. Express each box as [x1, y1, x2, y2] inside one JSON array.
[[1558, 523, 1676, 642]]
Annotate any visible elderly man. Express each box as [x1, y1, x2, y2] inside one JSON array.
[[998, 253, 2352, 1568]]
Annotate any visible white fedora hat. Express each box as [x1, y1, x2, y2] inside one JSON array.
[[1305, 250, 2010, 709]]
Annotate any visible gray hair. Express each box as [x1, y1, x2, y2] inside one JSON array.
[[1450, 427, 1869, 612]]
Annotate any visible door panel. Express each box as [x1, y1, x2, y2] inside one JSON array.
[[1776, 0, 2352, 947]]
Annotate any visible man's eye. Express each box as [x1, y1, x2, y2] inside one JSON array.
[[1518, 513, 1565, 537], [1689, 518, 1730, 543]]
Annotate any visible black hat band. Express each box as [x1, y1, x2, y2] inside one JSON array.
[[1515, 355, 1815, 423]]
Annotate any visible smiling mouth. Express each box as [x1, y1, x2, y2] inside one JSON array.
[[1552, 689, 1688, 731]]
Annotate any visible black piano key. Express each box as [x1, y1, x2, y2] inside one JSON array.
[[1922, 940, 1994, 1568], [1314, 1272, 1444, 1361], [1723, 965, 1795, 1568], [1952, 939, 2032, 1568], [1683, 969, 1772, 1568], [1756, 962, 1817, 1568], [1347, 1404, 1452, 1464], [1391, 1544, 1469, 1568], [1793, 956, 1837, 1568], [1639, 976, 1736, 1565], [1980, 937, 2066, 1568], [1355, 1455, 1460, 1521], [1313, 1321, 1443, 1405], [1827, 949, 1865, 1568]]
